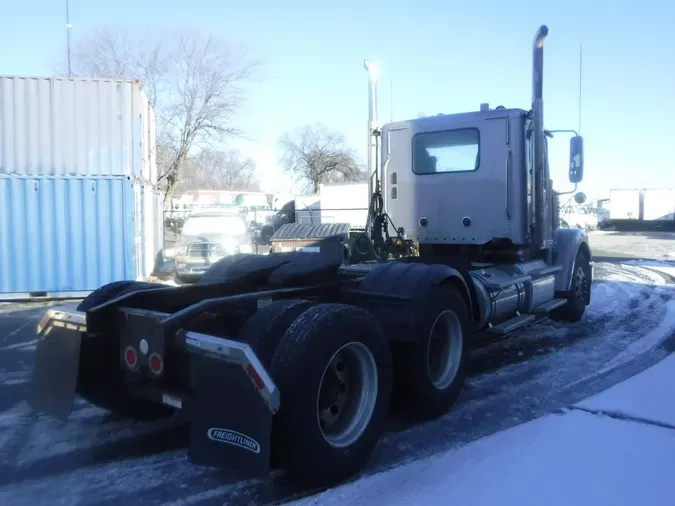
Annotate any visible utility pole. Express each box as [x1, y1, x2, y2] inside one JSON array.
[[66, 0, 72, 77]]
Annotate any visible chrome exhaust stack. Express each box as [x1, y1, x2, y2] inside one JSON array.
[[531, 25, 549, 251], [364, 60, 380, 235]]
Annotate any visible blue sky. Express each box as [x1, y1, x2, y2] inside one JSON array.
[[2, 0, 674, 200]]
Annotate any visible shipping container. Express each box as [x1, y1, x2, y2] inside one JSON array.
[[642, 188, 675, 221], [0, 175, 163, 299], [609, 189, 641, 220], [319, 182, 369, 230], [0, 76, 157, 184]]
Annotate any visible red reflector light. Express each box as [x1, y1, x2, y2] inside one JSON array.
[[149, 353, 164, 375], [124, 347, 138, 368], [246, 364, 265, 390]]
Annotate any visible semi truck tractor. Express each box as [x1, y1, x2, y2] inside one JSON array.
[[30, 25, 591, 488]]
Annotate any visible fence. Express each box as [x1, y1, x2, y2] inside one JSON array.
[[161, 206, 369, 253]]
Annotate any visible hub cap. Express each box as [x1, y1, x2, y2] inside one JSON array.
[[427, 310, 463, 390], [317, 342, 378, 448]]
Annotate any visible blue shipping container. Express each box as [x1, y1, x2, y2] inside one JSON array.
[[0, 175, 163, 298]]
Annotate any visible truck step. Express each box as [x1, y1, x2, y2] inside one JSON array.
[[534, 298, 568, 314], [530, 265, 563, 276], [487, 313, 536, 335], [484, 275, 531, 291]]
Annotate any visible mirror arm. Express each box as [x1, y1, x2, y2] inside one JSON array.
[[548, 129, 580, 136], [555, 182, 578, 196]]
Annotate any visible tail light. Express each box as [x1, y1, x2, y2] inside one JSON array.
[[149, 352, 164, 375], [124, 346, 138, 369]]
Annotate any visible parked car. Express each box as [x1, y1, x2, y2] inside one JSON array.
[[592, 207, 611, 228], [561, 205, 599, 231], [174, 211, 253, 282]]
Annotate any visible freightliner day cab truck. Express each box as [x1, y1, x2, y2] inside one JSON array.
[[30, 25, 591, 487]]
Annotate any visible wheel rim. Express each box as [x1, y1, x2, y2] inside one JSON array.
[[316, 342, 379, 448], [427, 309, 463, 390]]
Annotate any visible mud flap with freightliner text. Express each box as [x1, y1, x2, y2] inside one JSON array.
[[29, 306, 86, 421], [180, 330, 280, 480]]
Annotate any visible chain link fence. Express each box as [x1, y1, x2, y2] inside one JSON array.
[[162, 205, 369, 258]]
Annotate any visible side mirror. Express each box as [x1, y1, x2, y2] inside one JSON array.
[[569, 135, 584, 183], [574, 192, 587, 204]]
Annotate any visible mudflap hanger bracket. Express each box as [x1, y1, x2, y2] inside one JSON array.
[[177, 330, 280, 413]]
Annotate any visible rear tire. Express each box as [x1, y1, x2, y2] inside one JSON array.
[[238, 299, 315, 367], [391, 284, 470, 420], [77, 281, 157, 311], [270, 304, 392, 487], [198, 254, 250, 283], [551, 251, 590, 323]]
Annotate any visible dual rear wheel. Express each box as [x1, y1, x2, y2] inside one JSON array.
[[245, 283, 469, 486]]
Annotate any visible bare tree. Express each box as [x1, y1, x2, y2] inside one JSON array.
[[67, 28, 260, 200], [178, 148, 259, 192], [279, 124, 366, 194]]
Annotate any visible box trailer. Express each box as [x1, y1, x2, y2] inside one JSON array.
[[642, 188, 675, 221], [609, 189, 641, 220], [0, 175, 163, 299], [319, 182, 369, 230], [0, 76, 157, 184]]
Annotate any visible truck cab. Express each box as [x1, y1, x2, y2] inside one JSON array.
[[381, 107, 535, 248]]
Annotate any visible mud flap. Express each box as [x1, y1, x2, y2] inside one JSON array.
[[29, 326, 82, 421], [188, 354, 273, 480]]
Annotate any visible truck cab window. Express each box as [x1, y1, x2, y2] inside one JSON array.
[[412, 128, 480, 174]]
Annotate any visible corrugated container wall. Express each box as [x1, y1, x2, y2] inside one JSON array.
[[0, 76, 157, 184], [0, 175, 163, 298]]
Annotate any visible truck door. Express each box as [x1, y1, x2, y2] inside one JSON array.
[[387, 115, 513, 245]]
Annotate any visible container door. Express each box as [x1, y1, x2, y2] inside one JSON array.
[[133, 182, 143, 280]]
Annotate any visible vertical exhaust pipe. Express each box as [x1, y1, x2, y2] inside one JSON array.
[[364, 60, 379, 179], [531, 25, 548, 251], [364, 60, 380, 234]]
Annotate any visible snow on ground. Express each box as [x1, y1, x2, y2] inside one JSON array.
[[292, 410, 675, 506], [577, 352, 675, 427], [2, 249, 675, 505], [291, 354, 675, 506]]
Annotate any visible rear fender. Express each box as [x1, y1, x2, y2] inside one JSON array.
[[357, 262, 476, 341], [553, 227, 593, 293]]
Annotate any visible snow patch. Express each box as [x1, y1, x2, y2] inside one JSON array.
[[0, 339, 38, 351], [0, 370, 31, 386], [289, 410, 675, 506], [600, 299, 675, 372], [0, 451, 193, 506], [577, 353, 675, 427]]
